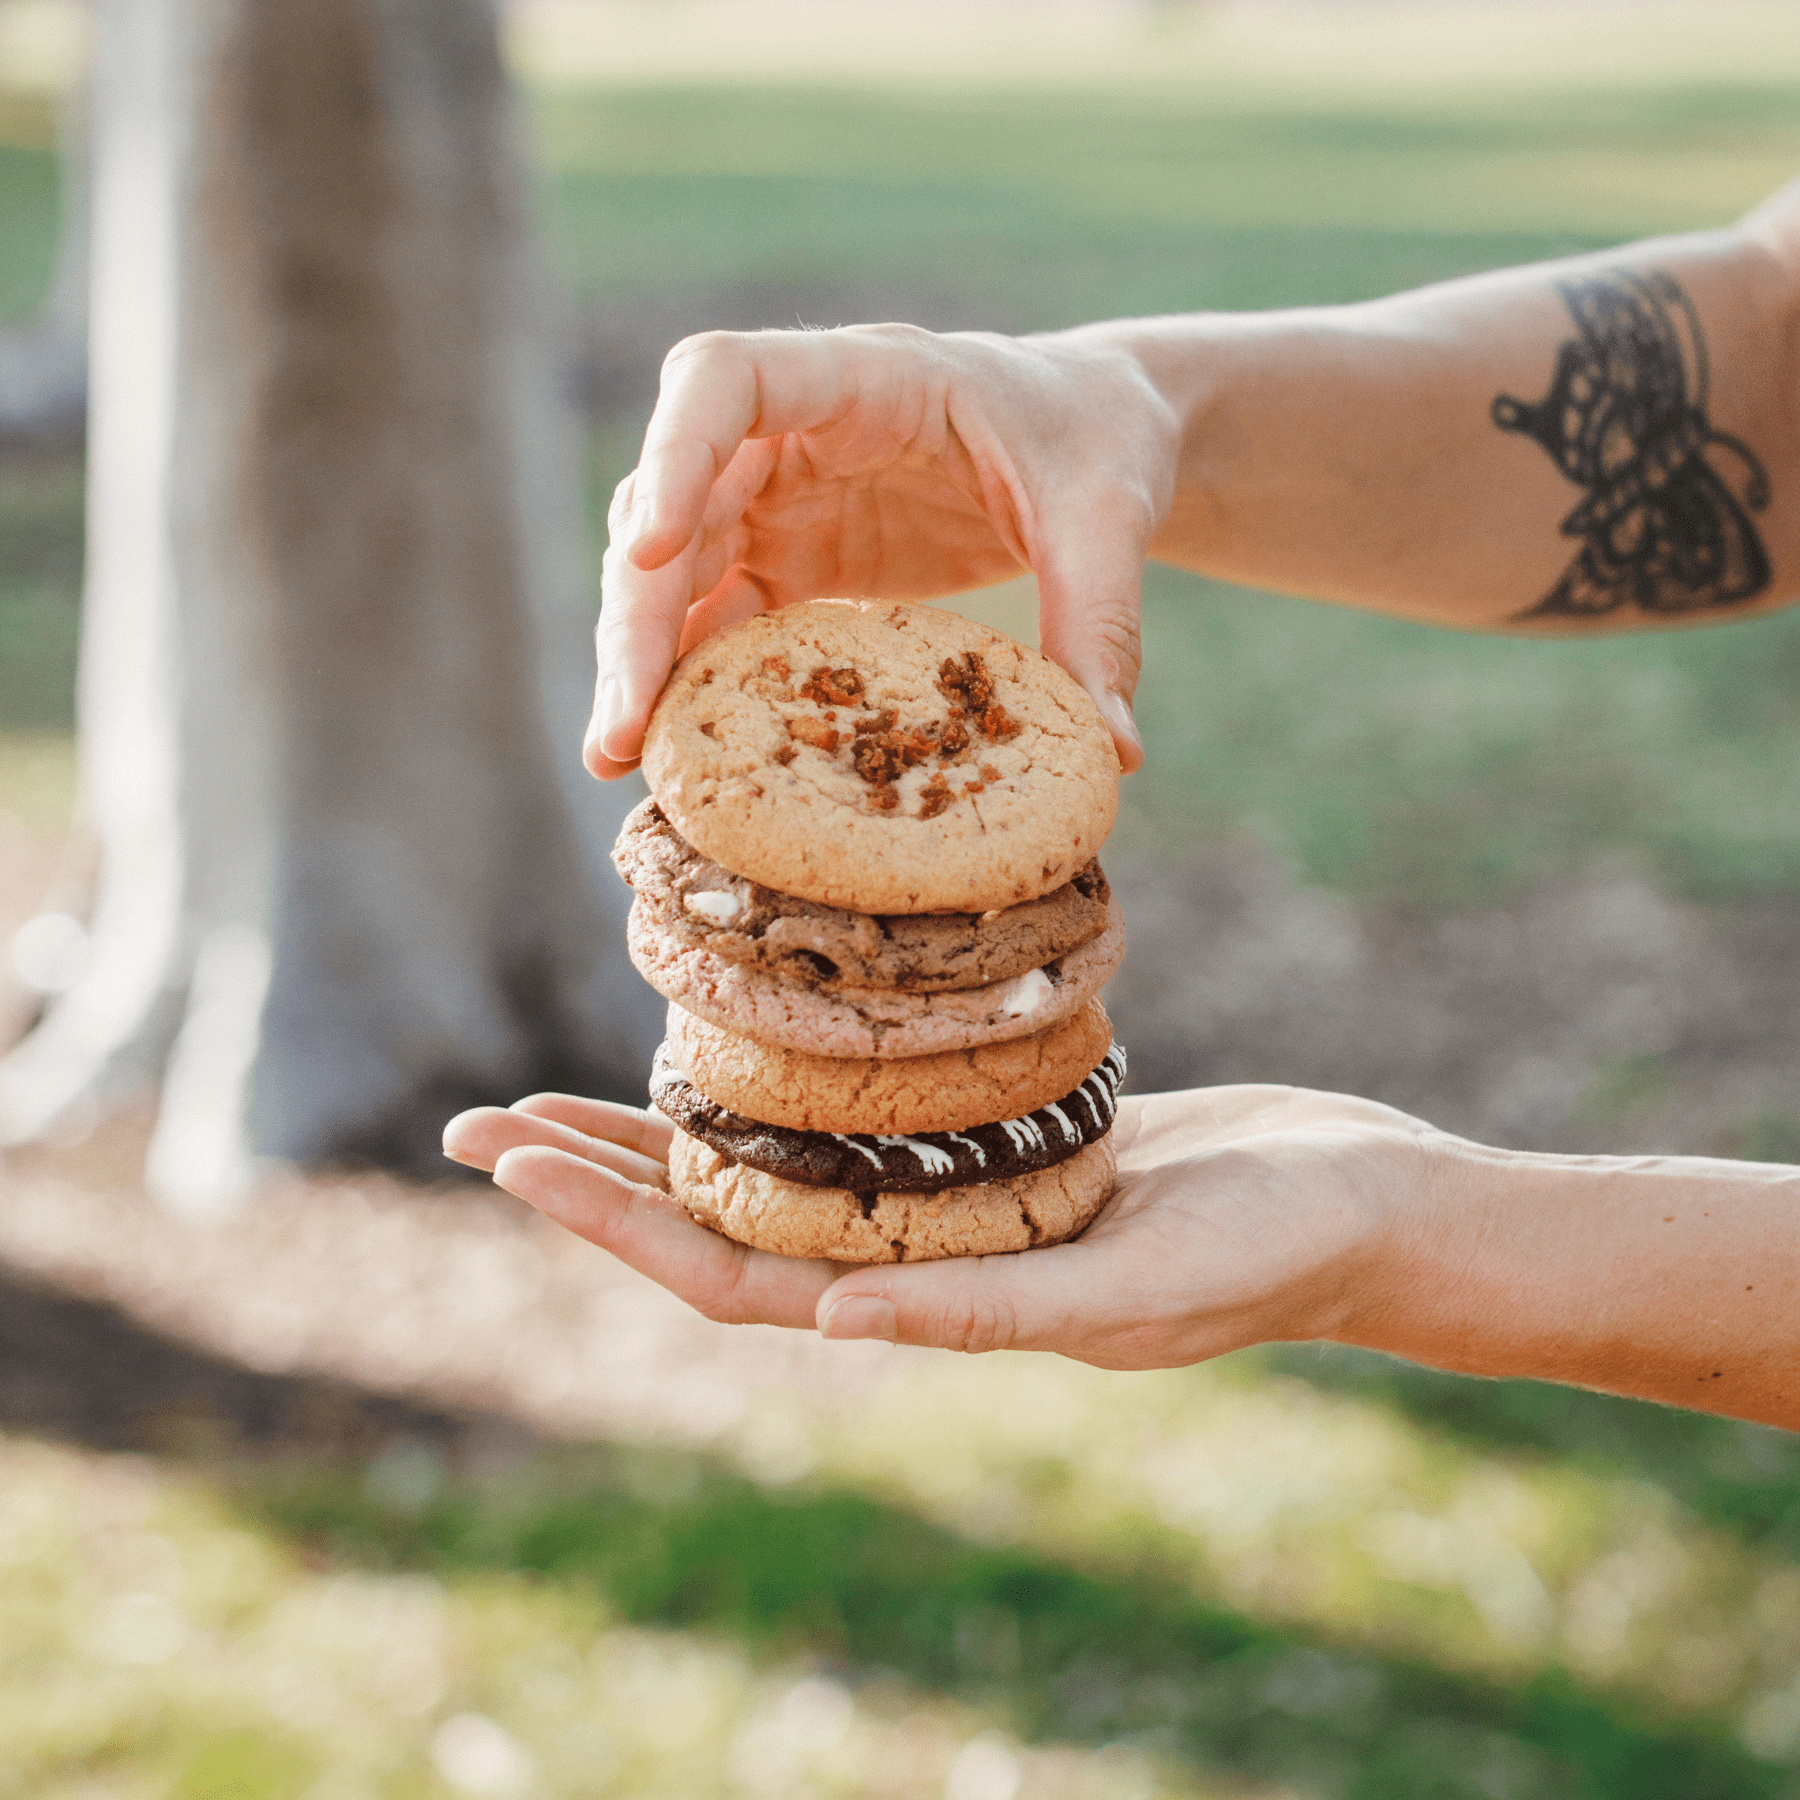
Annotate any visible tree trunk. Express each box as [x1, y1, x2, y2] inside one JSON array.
[[0, 0, 661, 1212]]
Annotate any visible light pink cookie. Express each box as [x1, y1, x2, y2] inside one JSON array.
[[629, 898, 1124, 1058]]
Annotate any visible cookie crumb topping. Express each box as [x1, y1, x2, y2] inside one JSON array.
[[939, 652, 1022, 742], [788, 716, 839, 752], [800, 665, 864, 706], [778, 652, 1027, 818]]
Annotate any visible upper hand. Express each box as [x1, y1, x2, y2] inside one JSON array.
[[585, 323, 1181, 780], [441, 1084, 1435, 1369]]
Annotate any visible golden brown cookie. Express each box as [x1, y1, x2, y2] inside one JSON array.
[[641, 600, 1119, 913], [663, 998, 1114, 1135], [669, 1128, 1116, 1262], [629, 898, 1124, 1058]]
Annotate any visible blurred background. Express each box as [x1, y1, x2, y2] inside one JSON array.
[[4, 0, 1800, 1794]]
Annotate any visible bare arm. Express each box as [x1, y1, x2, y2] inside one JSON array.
[[590, 179, 1800, 773], [444, 1087, 1800, 1431], [1117, 181, 1800, 631]]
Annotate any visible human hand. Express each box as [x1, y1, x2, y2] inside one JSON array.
[[440, 1084, 1437, 1369], [586, 323, 1182, 781]]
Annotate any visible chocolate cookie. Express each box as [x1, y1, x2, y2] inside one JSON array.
[[663, 999, 1115, 1136], [629, 898, 1125, 1058], [641, 600, 1119, 913], [652, 1042, 1126, 1193], [613, 798, 1114, 993], [668, 1129, 1117, 1262]]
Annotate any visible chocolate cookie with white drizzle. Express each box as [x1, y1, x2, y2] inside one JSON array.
[[651, 1043, 1126, 1194]]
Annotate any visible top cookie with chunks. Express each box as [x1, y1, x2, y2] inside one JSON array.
[[641, 600, 1120, 914]]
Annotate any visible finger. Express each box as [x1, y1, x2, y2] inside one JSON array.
[[1033, 486, 1153, 774], [443, 1105, 667, 1187], [492, 1145, 838, 1330], [626, 329, 868, 572], [509, 1093, 675, 1161], [815, 1239, 1098, 1355], [586, 533, 700, 775], [677, 566, 774, 658], [587, 435, 789, 774]]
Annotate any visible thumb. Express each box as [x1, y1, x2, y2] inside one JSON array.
[[816, 1249, 1080, 1355], [1033, 486, 1152, 774]]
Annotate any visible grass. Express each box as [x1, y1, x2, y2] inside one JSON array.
[[12, 1384, 1800, 1800], [2, 1433, 1211, 1800]]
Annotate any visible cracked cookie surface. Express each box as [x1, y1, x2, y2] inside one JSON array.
[[663, 998, 1114, 1135], [630, 897, 1124, 1057], [668, 1128, 1116, 1262], [640, 600, 1119, 913], [613, 799, 1114, 993]]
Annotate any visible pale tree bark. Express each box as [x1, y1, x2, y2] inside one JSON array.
[[0, 0, 661, 1212]]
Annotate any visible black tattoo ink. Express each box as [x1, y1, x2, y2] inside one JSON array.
[[1492, 267, 1771, 620]]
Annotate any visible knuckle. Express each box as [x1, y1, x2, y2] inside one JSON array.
[[662, 329, 744, 376], [937, 1283, 1018, 1356]]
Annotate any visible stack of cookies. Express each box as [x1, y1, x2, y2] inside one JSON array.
[[613, 599, 1128, 1263]]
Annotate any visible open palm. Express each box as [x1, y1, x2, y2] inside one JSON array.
[[442, 1082, 1433, 1368]]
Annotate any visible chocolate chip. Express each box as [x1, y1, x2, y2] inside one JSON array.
[[793, 950, 839, 980]]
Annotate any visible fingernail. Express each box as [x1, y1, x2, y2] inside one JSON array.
[[625, 492, 655, 557], [589, 672, 624, 759], [1099, 690, 1143, 761], [821, 1295, 897, 1342]]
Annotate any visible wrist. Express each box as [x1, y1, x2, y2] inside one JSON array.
[[1316, 1121, 1477, 1354]]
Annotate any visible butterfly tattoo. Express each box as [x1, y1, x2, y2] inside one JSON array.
[[1492, 267, 1771, 621]]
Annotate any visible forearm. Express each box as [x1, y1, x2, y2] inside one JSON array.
[[1346, 1137, 1800, 1427], [1064, 191, 1800, 633]]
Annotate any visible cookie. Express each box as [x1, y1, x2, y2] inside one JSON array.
[[669, 1128, 1117, 1262], [663, 999, 1114, 1135], [652, 1042, 1126, 1193], [641, 600, 1119, 913], [613, 798, 1114, 993], [630, 897, 1124, 1058]]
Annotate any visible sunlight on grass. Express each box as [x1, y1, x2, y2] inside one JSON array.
[[718, 1353, 1800, 1757], [0, 1433, 1236, 1800], [509, 1, 1800, 103]]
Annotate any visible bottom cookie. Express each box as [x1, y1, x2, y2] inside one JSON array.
[[668, 1128, 1117, 1263]]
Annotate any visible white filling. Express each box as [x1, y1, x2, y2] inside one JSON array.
[[992, 966, 1054, 1019], [876, 1134, 956, 1176], [683, 887, 745, 924]]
